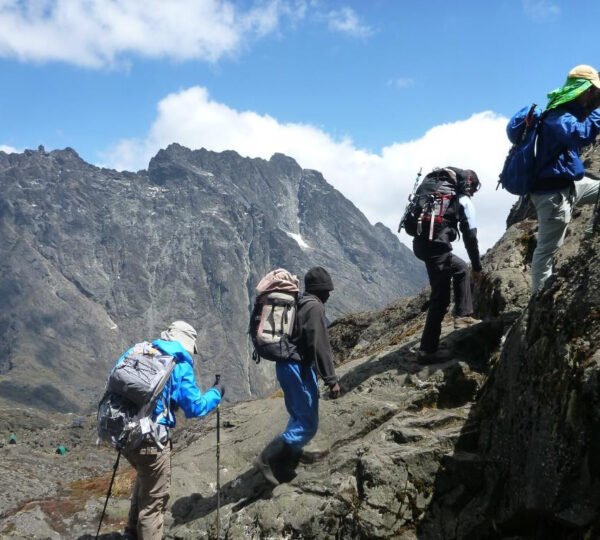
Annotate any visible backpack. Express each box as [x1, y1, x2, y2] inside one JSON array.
[[97, 342, 176, 453], [249, 268, 300, 363], [497, 104, 545, 195], [399, 168, 461, 242]]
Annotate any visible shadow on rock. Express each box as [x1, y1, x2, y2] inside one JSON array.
[[171, 467, 273, 526], [416, 306, 593, 539], [338, 342, 422, 394]]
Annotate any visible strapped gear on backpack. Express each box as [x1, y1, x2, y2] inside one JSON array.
[[97, 342, 177, 453], [249, 268, 300, 363], [399, 167, 466, 243]]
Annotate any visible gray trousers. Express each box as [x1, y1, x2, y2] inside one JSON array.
[[531, 177, 600, 293], [125, 443, 171, 540]]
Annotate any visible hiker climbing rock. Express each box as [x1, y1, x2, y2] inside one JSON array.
[[400, 167, 482, 363], [526, 65, 600, 293], [254, 266, 340, 485], [97, 320, 223, 540]]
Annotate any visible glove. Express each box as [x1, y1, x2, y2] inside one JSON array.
[[212, 383, 225, 399]]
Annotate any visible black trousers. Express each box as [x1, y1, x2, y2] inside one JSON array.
[[413, 239, 473, 353]]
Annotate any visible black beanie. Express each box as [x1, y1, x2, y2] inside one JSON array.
[[304, 266, 334, 292]]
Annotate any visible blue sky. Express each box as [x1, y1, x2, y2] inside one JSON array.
[[1, 0, 599, 258]]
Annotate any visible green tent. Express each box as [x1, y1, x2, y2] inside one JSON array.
[[55, 445, 68, 456], [8, 433, 16, 444]]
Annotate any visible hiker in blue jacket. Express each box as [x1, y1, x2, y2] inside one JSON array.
[[121, 320, 223, 540], [255, 267, 341, 485], [530, 64, 600, 293]]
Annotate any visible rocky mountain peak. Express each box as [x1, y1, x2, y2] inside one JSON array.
[[0, 145, 425, 412], [2, 144, 600, 538]]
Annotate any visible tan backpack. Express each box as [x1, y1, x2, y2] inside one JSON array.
[[249, 268, 300, 362]]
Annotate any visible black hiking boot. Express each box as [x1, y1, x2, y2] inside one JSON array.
[[276, 443, 303, 483], [255, 438, 304, 485], [254, 437, 286, 486], [122, 527, 138, 540], [416, 348, 451, 365]]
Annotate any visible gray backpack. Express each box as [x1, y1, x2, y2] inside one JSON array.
[[97, 342, 176, 452]]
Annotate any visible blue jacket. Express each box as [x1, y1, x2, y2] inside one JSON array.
[[532, 103, 600, 193], [116, 339, 221, 429]]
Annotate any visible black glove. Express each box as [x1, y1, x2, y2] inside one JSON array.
[[212, 383, 225, 398]]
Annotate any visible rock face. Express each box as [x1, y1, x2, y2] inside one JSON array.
[[582, 138, 600, 180], [419, 216, 600, 536], [3, 147, 600, 539], [0, 170, 533, 539], [0, 145, 424, 412]]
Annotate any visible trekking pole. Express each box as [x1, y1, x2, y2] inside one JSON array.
[[398, 167, 423, 233], [215, 374, 221, 539], [95, 450, 121, 540]]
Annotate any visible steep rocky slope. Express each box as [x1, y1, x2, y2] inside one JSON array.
[[2, 144, 599, 539], [0, 145, 424, 412], [2, 178, 594, 539]]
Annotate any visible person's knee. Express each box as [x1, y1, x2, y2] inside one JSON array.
[[306, 420, 319, 443], [433, 291, 451, 310]]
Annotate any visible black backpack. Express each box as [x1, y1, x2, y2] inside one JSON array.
[[399, 167, 464, 242]]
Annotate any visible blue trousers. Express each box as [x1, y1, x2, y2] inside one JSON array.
[[276, 361, 319, 449]]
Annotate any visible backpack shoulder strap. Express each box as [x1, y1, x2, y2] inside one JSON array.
[[534, 109, 568, 176]]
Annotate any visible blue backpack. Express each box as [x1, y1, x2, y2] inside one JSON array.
[[497, 104, 544, 195]]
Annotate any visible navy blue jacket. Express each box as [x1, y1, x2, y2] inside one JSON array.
[[532, 103, 600, 193]]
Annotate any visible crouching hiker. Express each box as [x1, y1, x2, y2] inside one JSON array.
[[97, 320, 223, 540], [254, 267, 341, 485]]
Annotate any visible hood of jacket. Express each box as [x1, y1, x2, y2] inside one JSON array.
[[152, 338, 194, 366]]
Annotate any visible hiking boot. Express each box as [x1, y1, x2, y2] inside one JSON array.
[[122, 527, 138, 540], [415, 349, 451, 365], [277, 443, 303, 483], [254, 437, 285, 486], [300, 446, 330, 464], [453, 316, 482, 329]]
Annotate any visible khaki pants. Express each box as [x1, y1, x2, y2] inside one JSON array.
[[125, 443, 171, 540], [531, 177, 600, 293]]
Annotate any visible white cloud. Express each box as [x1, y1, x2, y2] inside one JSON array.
[[103, 86, 515, 260], [388, 77, 414, 89], [324, 7, 372, 38], [523, 0, 560, 21], [0, 145, 17, 153], [0, 0, 293, 68]]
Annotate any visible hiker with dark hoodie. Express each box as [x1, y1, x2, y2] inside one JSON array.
[[529, 65, 600, 294], [255, 266, 341, 485], [412, 168, 483, 364], [120, 321, 223, 540]]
